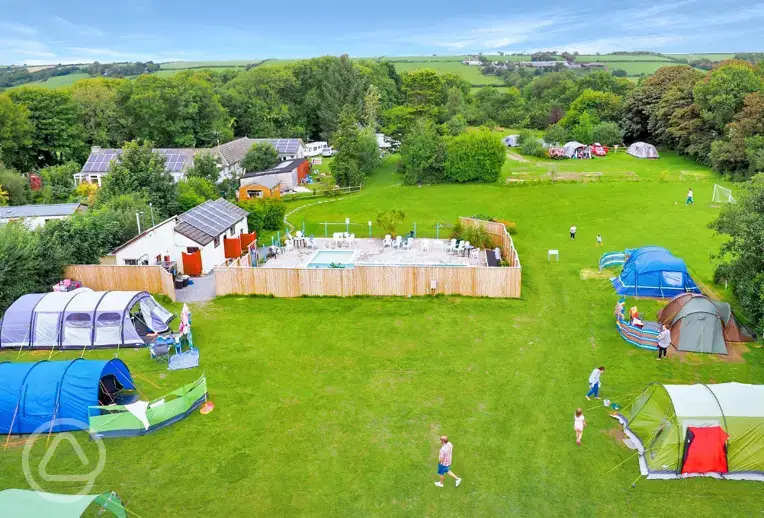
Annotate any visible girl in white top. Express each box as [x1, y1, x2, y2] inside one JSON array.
[[574, 408, 586, 446]]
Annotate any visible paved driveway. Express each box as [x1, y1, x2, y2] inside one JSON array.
[[176, 273, 216, 303]]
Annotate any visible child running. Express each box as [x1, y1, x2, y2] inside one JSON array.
[[574, 408, 586, 446]]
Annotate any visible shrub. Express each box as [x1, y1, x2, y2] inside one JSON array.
[[444, 129, 505, 183], [543, 124, 568, 146], [493, 218, 518, 234], [591, 121, 623, 146], [239, 198, 286, 233], [520, 137, 546, 158], [376, 209, 405, 237], [461, 223, 494, 249], [449, 220, 464, 239]]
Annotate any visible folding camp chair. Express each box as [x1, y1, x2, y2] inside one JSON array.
[[149, 337, 173, 364]]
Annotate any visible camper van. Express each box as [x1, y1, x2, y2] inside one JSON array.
[[305, 141, 328, 157], [321, 146, 337, 157]]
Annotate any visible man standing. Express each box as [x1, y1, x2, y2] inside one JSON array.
[[570, 225, 577, 240], [596, 234, 603, 247], [657, 324, 671, 360], [585, 366, 604, 400], [686, 188, 694, 205], [434, 436, 462, 488]]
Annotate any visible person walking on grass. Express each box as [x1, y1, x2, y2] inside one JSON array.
[[570, 225, 577, 240], [574, 408, 587, 446], [596, 234, 603, 247], [657, 324, 671, 360], [686, 188, 694, 205], [585, 366, 604, 400], [434, 436, 462, 488]]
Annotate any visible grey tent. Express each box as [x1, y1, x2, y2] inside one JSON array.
[[563, 141, 590, 158], [657, 294, 728, 354], [627, 142, 659, 159], [503, 135, 520, 147]]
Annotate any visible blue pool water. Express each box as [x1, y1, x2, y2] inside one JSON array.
[[307, 250, 356, 269]]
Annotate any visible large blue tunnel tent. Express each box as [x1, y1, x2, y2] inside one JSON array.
[[611, 246, 701, 298], [0, 289, 173, 350], [0, 359, 135, 434]]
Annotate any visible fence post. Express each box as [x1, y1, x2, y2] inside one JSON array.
[[413, 222, 417, 238], [345, 218, 350, 233], [436, 223, 440, 240], [302, 220, 306, 234], [324, 222, 328, 237], [368, 221, 372, 238]]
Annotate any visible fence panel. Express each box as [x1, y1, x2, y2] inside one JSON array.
[[64, 265, 176, 302], [215, 265, 521, 298]]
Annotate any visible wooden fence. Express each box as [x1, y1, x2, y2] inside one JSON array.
[[459, 217, 521, 267], [215, 265, 521, 298], [64, 265, 176, 302]]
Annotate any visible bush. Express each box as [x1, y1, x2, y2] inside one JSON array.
[[444, 129, 505, 183], [376, 209, 405, 237], [461, 224, 494, 249], [591, 121, 623, 146], [238, 198, 286, 233], [543, 125, 568, 146], [0, 168, 29, 206], [493, 218, 518, 234], [449, 220, 464, 239], [520, 137, 546, 158]]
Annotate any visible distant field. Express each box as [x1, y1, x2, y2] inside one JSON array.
[[664, 53, 736, 61], [575, 54, 673, 62], [160, 60, 259, 70], [392, 61, 504, 85], [607, 61, 674, 76], [4, 72, 90, 90]]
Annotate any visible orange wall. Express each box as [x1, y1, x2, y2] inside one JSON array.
[[238, 183, 281, 200]]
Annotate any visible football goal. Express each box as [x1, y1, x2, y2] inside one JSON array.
[[712, 184, 735, 204]]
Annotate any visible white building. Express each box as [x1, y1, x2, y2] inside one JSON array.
[[75, 146, 197, 186], [304, 141, 328, 157], [213, 137, 306, 180], [107, 198, 249, 275], [0, 203, 85, 229]]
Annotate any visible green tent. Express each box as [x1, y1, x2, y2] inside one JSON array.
[[613, 383, 764, 480], [0, 490, 126, 518]]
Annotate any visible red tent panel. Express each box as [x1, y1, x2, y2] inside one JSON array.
[[682, 426, 728, 474]]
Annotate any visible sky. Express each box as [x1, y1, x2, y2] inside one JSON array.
[[1, 0, 763, 65]]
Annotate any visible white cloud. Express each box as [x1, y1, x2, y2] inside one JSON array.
[[0, 21, 37, 36], [51, 16, 103, 37]]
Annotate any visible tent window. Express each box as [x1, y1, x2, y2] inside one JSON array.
[[65, 313, 92, 328], [662, 271, 683, 287], [96, 312, 121, 327]]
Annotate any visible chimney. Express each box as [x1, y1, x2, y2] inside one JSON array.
[[91, 146, 101, 153]]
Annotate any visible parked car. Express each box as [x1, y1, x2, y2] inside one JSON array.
[[321, 147, 336, 157]]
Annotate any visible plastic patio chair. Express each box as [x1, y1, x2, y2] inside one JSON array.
[[448, 239, 457, 254], [392, 236, 403, 249], [403, 237, 413, 250], [383, 235, 393, 247], [421, 239, 430, 252]]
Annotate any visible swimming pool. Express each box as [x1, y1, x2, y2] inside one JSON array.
[[306, 250, 356, 269]]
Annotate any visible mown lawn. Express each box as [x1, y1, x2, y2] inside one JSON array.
[[1, 153, 763, 516]]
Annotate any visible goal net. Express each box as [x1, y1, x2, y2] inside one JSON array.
[[712, 184, 735, 204]]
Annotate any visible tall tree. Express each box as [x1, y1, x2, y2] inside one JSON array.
[[186, 153, 221, 184], [69, 78, 128, 147], [35, 162, 78, 203], [7, 87, 87, 168], [398, 118, 446, 185], [363, 84, 381, 131], [125, 73, 232, 147], [98, 140, 179, 215], [560, 89, 623, 129], [0, 93, 33, 171], [330, 107, 378, 186], [444, 129, 505, 183], [319, 55, 366, 139], [402, 69, 445, 119], [241, 142, 279, 173], [177, 177, 219, 212], [694, 60, 762, 131]]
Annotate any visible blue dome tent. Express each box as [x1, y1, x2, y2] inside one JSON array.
[[0, 289, 173, 350], [0, 359, 134, 434], [611, 246, 701, 298]]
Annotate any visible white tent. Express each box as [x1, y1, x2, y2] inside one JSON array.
[[503, 135, 520, 147], [563, 141, 589, 158], [0, 289, 174, 349], [627, 142, 660, 159]]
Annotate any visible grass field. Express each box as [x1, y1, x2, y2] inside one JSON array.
[[605, 62, 675, 76], [575, 55, 673, 62], [2, 145, 764, 515], [3, 72, 90, 90], [664, 54, 736, 62], [391, 61, 504, 85], [160, 60, 260, 70]]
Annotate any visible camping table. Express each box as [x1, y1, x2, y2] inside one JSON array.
[[294, 237, 306, 248], [548, 249, 559, 261]]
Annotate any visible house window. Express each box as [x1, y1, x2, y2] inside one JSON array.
[[229, 225, 235, 236], [124, 259, 138, 265], [186, 247, 199, 253], [247, 189, 264, 198], [214, 237, 220, 248]]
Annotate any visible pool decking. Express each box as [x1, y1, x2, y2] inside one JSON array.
[[260, 238, 488, 269]]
